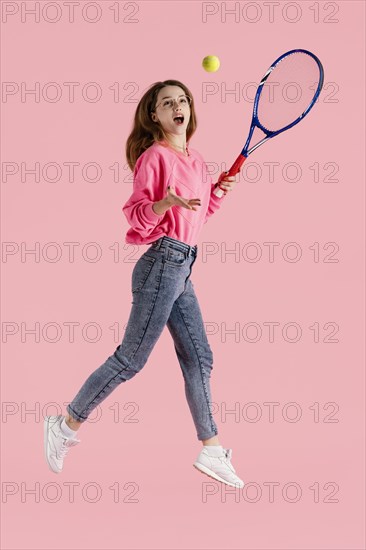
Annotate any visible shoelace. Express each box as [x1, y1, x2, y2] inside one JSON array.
[[224, 448, 232, 460], [222, 448, 236, 473], [59, 436, 79, 458]]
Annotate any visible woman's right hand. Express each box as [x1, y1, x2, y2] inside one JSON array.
[[166, 185, 201, 211]]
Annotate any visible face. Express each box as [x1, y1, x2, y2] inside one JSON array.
[[151, 86, 191, 136]]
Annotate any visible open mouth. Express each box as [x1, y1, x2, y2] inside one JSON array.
[[173, 115, 184, 125]]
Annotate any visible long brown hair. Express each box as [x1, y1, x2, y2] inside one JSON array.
[[125, 80, 198, 172]]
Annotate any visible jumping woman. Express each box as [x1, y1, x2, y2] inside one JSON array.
[[44, 79, 244, 489]]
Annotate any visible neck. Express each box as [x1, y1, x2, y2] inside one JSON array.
[[165, 139, 189, 156]]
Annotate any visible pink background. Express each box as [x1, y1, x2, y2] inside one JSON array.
[[1, 1, 365, 549]]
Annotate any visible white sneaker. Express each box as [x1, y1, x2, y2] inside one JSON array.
[[193, 446, 244, 488], [44, 415, 81, 473]]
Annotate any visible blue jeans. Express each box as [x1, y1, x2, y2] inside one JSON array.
[[67, 235, 218, 441]]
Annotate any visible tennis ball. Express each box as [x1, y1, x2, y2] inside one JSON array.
[[202, 55, 220, 73]]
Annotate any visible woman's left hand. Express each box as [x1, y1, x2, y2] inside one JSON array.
[[216, 171, 237, 195]]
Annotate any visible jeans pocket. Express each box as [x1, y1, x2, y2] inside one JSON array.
[[165, 248, 186, 267], [132, 255, 156, 293]]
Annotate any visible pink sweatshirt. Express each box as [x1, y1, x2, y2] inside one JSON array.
[[122, 141, 226, 246]]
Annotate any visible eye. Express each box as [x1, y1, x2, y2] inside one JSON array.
[[179, 97, 188, 104]]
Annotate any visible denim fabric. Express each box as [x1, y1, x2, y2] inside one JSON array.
[[67, 235, 218, 441]]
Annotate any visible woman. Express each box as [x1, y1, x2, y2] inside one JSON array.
[[44, 79, 244, 489]]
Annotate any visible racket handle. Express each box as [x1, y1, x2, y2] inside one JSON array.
[[213, 154, 247, 197]]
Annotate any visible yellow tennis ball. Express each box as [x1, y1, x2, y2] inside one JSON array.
[[202, 55, 220, 73]]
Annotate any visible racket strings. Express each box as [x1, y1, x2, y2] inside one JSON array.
[[256, 51, 322, 133]]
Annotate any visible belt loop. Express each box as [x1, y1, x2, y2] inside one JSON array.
[[152, 237, 162, 250]]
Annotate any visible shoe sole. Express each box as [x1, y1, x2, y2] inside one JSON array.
[[193, 462, 244, 489], [44, 416, 61, 474]]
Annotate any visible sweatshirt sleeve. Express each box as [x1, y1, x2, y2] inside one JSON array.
[[122, 150, 166, 239], [204, 168, 226, 225]]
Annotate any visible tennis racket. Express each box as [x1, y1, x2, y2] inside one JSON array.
[[213, 48, 324, 197]]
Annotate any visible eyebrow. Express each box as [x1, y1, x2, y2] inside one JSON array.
[[161, 94, 186, 100]]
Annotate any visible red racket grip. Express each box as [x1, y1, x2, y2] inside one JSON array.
[[213, 154, 247, 197]]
